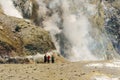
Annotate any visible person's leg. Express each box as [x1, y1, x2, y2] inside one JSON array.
[[48, 60, 49, 63], [44, 57, 46, 63]]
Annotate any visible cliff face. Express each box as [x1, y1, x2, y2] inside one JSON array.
[[0, 0, 120, 61], [0, 7, 55, 58], [94, 0, 120, 58], [103, 0, 120, 54]]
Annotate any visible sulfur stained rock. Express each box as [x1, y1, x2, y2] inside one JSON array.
[[0, 11, 55, 57], [0, 25, 3, 30]]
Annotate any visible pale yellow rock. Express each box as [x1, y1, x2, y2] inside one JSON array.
[[0, 25, 3, 30]]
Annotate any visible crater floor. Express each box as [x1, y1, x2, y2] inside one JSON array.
[[0, 61, 120, 80]]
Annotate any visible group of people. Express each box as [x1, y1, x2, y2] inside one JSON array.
[[44, 54, 55, 63]]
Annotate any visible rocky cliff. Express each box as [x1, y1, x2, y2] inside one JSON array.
[[103, 0, 120, 54], [0, 0, 120, 61], [0, 7, 55, 58]]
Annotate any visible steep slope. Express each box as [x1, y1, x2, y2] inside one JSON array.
[[0, 8, 55, 58], [3, 0, 119, 61], [103, 0, 120, 54]]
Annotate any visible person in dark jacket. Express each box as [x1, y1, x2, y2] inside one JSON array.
[[51, 55, 55, 63], [44, 54, 47, 63]]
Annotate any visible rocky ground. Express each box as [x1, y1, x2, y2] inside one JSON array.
[[0, 61, 120, 80]]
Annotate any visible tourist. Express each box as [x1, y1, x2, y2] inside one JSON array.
[[47, 55, 50, 63], [51, 54, 55, 63], [44, 54, 47, 63]]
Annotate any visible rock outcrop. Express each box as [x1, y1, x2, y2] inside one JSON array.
[[103, 0, 120, 54], [0, 8, 55, 58]]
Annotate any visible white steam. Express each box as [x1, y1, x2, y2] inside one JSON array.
[[0, 0, 22, 18], [62, 0, 97, 61], [63, 15, 97, 61], [43, 0, 98, 61], [43, 13, 62, 53]]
